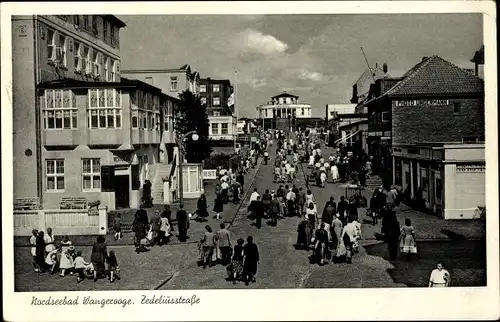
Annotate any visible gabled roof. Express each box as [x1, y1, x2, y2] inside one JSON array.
[[272, 91, 298, 99], [383, 55, 484, 97]]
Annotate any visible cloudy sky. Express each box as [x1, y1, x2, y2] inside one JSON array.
[[118, 14, 482, 117]]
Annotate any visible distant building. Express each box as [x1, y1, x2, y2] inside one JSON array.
[[256, 91, 312, 130], [325, 103, 356, 120], [470, 45, 484, 79], [199, 78, 236, 143], [121, 64, 201, 98]]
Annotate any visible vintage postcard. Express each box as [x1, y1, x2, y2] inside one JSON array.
[[2, 1, 498, 321]]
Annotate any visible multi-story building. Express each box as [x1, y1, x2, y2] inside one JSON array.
[[121, 64, 201, 99], [12, 14, 126, 206], [257, 92, 312, 130], [366, 55, 484, 219], [12, 15, 180, 210], [199, 78, 236, 143]]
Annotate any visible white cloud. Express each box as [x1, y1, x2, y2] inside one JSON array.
[[249, 78, 268, 88], [237, 29, 289, 56], [296, 69, 324, 81]]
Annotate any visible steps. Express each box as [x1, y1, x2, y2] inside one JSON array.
[[152, 163, 173, 204]]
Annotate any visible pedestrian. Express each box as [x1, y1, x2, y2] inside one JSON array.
[[59, 235, 74, 277], [232, 181, 241, 204], [386, 213, 401, 261], [270, 194, 280, 226], [227, 238, 245, 284], [337, 218, 356, 264], [176, 204, 190, 242], [217, 223, 232, 265], [332, 215, 343, 251], [132, 205, 149, 250], [213, 193, 224, 220], [35, 231, 46, 272], [331, 163, 339, 182], [158, 211, 172, 246], [305, 202, 318, 246], [106, 250, 120, 283], [243, 236, 260, 286], [30, 229, 39, 272], [296, 187, 306, 217], [262, 189, 272, 218], [248, 188, 260, 215], [305, 189, 315, 206], [286, 188, 296, 217], [429, 261, 451, 287], [113, 213, 122, 240], [150, 210, 162, 245], [90, 235, 108, 282], [313, 223, 330, 265], [399, 218, 417, 260], [337, 196, 348, 225], [196, 194, 209, 222], [236, 171, 245, 188], [321, 198, 335, 242], [44, 227, 56, 255], [74, 251, 90, 283], [253, 196, 264, 229], [201, 225, 216, 269]]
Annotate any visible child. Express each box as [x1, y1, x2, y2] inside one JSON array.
[[59, 236, 74, 277], [352, 217, 362, 253], [106, 251, 120, 283], [30, 229, 39, 272], [74, 251, 90, 283], [45, 247, 58, 274], [113, 213, 122, 240]]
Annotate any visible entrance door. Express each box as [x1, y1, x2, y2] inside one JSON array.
[[113, 175, 130, 209]]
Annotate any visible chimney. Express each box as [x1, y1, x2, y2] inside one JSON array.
[[422, 57, 429, 61], [383, 63, 388, 73]]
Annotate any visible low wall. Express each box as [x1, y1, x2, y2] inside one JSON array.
[[14, 206, 108, 236]]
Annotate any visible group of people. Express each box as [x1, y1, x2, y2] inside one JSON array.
[[30, 228, 120, 283], [197, 224, 260, 285]]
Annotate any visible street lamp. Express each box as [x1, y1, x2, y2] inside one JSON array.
[[176, 130, 199, 206]]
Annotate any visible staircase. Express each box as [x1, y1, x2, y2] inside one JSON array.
[[152, 163, 172, 205], [365, 175, 383, 193]]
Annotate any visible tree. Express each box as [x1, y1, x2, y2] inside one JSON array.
[[174, 90, 212, 163]]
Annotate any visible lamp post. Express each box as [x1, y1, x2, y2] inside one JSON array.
[[176, 130, 199, 206]]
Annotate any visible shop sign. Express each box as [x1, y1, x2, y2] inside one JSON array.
[[202, 169, 217, 180], [456, 164, 485, 172], [394, 99, 449, 107]]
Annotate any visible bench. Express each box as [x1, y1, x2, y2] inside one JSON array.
[[59, 197, 88, 210], [14, 197, 41, 211]]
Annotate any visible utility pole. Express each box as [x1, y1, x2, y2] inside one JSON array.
[[361, 47, 376, 82]]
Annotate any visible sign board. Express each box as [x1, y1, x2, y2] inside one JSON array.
[[202, 169, 217, 180], [456, 164, 485, 173], [394, 100, 450, 107]]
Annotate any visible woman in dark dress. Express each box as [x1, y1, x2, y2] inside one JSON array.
[[91, 235, 108, 282], [213, 194, 224, 220], [132, 205, 149, 250], [227, 238, 245, 284], [196, 194, 209, 222], [35, 231, 46, 272], [243, 236, 260, 286]]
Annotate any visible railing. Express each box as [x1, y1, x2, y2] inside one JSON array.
[[14, 207, 107, 236]]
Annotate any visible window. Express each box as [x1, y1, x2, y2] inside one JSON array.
[[57, 34, 67, 67], [83, 46, 92, 74], [436, 178, 442, 199], [47, 29, 56, 62], [74, 41, 82, 72], [200, 97, 206, 105], [43, 90, 78, 129], [112, 60, 120, 81], [302, 108, 306, 115], [103, 21, 108, 41], [213, 97, 220, 106], [131, 91, 160, 131], [453, 102, 461, 115], [87, 89, 122, 128], [92, 16, 98, 35], [73, 15, 80, 27], [213, 111, 220, 116], [213, 84, 220, 92], [46, 159, 65, 191], [110, 26, 116, 45], [83, 15, 89, 30], [93, 51, 101, 78], [82, 158, 101, 191], [170, 77, 178, 91], [211, 123, 219, 135], [200, 85, 206, 93], [221, 123, 229, 135], [381, 111, 389, 122]]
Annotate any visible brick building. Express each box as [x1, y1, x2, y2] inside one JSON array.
[[367, 55, 485, 219]]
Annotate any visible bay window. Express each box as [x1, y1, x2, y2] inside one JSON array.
[[43, 90, 78, 129], [87, 89, 122, 128]]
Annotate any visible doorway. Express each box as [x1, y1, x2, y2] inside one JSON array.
[[113, 175, 130, 209]]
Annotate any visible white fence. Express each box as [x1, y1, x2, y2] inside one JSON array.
[[14, 207, 108, 236]]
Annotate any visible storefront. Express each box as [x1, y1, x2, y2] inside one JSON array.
[[393, 143, 485, 219]]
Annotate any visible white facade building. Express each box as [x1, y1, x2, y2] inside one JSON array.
[[257, 92, 312, 119], [326, 103, 357, 120]]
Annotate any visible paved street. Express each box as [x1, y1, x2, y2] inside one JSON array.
[[14, 139, 486, 291]]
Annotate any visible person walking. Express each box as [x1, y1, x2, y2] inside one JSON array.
[[158, 211, 172, 246], [228, 238, 245, 284], [296, 187, 306, 217], [196, 194, 209, 222], [176, 204, 189, 242], [262, 189, 272, 218], [313, 223, 330, 265], [386, 213, 401, 261], [150, 210, 162, 245], [243, 236, 260, 286], [30, 229, 39, 272], [90, 236, 108, 282], [253, 196, 264, 229], [336, 218, 356, 264], [337, 196, 348, 225], [286, 187, 296, 217], [213, 193, 224, 221], [321, 198, 335, 242], [399, 218, 417, 260], [217, 223, 232, 265], [429, 262, 451, 287], [132, 205, 149, 251], [201, 225, 216, 269], [59, 235, 74, 277], [270, 194, 280, 226], [332, 215, 343, 252]]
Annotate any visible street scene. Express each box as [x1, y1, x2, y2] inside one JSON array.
[[10, 13, 488, 292]]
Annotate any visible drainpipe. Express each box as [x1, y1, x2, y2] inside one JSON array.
[[33, 15, 43, 205]]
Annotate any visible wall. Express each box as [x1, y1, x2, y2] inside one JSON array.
[[12, 17, 39, 199], [209, 115, 236, 140], [121, 71, 188, 98], [392, 97, 484, 144]]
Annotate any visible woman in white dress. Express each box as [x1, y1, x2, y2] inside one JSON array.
[[59, 235, 74, 277], [331, 164, 339, 182]]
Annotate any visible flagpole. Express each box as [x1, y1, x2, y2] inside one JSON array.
[[234, 70, 238, 151]]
